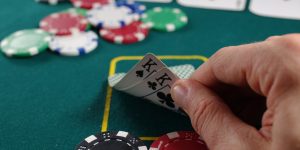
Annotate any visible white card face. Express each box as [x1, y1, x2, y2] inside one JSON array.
[[249, 0, 300, 20], [112, 53, 166, 91], [123, 67, 180, 112], [177, 0, 247, 11], [135, 0, 172, 3]]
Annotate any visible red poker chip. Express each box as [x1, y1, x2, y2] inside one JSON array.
[[99, 21, 149, 44], [70, 0, 112, 9], [150, 131, 208, 150], [39, 12, 88, 35]]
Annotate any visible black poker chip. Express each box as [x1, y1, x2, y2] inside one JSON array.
[[35, 0, 67, 5], [75, 131, 148, 150]]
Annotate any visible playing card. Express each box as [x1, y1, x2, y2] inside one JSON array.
[[249, 0, 300, 20], [124, 67, 180, 112], [108, 64, 195, 87], [135, 0, 172, 3], [169, 64, 195, 79], [108, 73, 126, 88], [112, 53, 167, 91], [177, 0, 247, 11]]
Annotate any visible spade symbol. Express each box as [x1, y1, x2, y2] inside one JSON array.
[[136, 70, 144, 78]]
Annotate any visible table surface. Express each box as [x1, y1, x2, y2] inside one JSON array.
[[0, 0, 300, 149]]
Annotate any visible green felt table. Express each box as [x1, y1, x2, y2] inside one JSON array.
[[0, 0, 299, 149]]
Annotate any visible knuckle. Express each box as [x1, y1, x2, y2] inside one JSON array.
[[213, 46, 233, 59], [276, 34, 300, 52], [266, 36, 280, 41], [208, 46, 235, 70]]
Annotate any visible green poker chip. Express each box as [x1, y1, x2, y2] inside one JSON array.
[[141, 7, 188, 32], [0, 29, 52, 57]]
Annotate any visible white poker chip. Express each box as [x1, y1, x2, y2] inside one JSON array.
[[49, 31, 98, 56], [86, 4, 138, 29]]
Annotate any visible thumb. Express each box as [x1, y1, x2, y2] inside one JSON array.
[[171, 79, 268, 150]]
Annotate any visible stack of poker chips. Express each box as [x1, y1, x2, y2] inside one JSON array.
[[75, 130, 208, 150], [39, 10, 99, 56], [0, 0, 188, 58]]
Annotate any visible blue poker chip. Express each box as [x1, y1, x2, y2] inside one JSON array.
[[87, 3, 139, 29], [49, 31, 98, 56], [116, 0, 146, 15]]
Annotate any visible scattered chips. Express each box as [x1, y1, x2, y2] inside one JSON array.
[[70, 0, 113, 9], [150, 131, 208, 150], [75, 131, 147, 150], [40, 12, 88, 35], [87, 4, 138, 29], [0, 29, 51, 57], [142, 7, 188, 32], [100, 21, 149, 44], [49, 31, 98, 56]]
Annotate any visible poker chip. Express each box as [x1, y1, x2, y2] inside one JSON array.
[[61, 8, 93, 30], [116, 0, 146, 15], [62, 8, 88, 16], [150, 131, 208, 150], [87, 4, 138, 29], [39, 12, 88, 35], [75, 131, 147, 150], [100, 21, 149, 44], [49, 31, 98, 56], [70, 0, 114, 9], [141, 7, 188, 32], [35, 0, 66, 5], [0, 29, 51, 57]]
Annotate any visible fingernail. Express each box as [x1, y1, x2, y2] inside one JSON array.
[[172, 84, 188, 102]]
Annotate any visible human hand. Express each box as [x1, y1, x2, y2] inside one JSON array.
[[171, 34, 300, 150]]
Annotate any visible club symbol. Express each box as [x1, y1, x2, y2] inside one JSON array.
[[147, 81, 157, 90], [136, 70, 144, 78], [157, 92, 175, 108]]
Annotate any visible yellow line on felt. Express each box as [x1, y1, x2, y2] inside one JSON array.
[[158, 55, 208, 61], [140, 137, 159, 141], [109, 56, 144, 77], [101, 55, 208, 132], [109, 55, 208, 77], [101, 86, 113, 132]]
